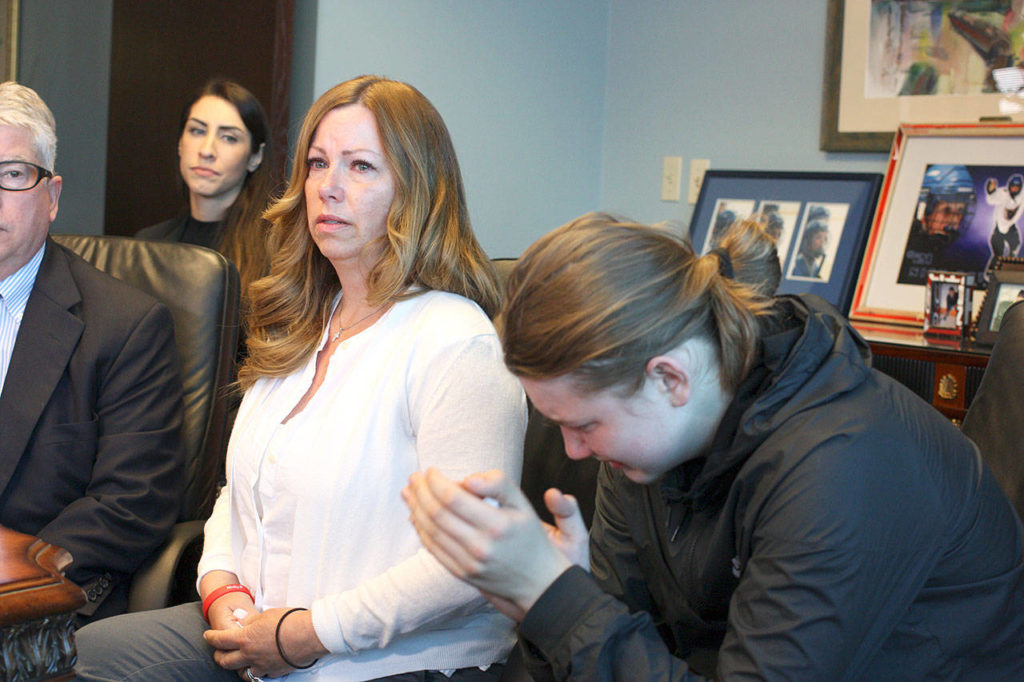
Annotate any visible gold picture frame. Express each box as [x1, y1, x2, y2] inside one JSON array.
[[973, 258, 1024, 346], [821, 0, 1024, 153], [820, 0, 893, 152], [1, 0, 18, 81]]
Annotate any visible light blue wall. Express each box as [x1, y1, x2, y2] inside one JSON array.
[[303, 1, 892, 255], [600, 1, 889, 232], [16, 2, 897, 248], [309, 0, 608, 257]]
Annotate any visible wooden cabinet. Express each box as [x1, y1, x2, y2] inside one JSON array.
[[0, 526, 85, 681], [853, 323, 991, 423]]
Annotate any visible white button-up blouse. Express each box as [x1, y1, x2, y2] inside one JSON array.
[[198, 290, 526, 679]]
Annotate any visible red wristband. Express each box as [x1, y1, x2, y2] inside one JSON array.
[[202, 584, 254, 622]]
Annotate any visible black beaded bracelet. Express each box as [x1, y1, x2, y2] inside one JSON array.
[[275, 607, 319, 670]]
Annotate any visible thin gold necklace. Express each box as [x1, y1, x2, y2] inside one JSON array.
[[330, 307, 383, 343]]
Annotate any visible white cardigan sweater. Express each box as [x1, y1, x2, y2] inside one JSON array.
[[198, 291, 526, 680]]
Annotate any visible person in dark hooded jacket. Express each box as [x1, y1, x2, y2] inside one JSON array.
[[404, 212, 1024, 681]]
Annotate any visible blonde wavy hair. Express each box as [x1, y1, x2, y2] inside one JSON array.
[[239, 75, 500, 388], [501, 213, 776, 394]]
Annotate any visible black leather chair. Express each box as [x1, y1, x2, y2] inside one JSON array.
[[490, 257, 600, 527], [491, 257, 518, 287], [520, 406, 600, 528], [52, 234, 240, 611], [962, 300, 1024, 521]]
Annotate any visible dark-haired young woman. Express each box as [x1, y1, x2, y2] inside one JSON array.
[[137, 79, 273, 301]]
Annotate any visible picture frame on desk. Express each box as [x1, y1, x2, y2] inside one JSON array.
[[689, 170, 882, 314], [820, 0, 1024, 153], [973, 258, 1024, 346], [850, 123, 1024, 327], [923, 270, 973, 338]]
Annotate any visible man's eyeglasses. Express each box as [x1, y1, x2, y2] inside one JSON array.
[[0, 161, 53, 191]]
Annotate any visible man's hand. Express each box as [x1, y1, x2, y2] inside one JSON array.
[[403, 468, 589, 620]]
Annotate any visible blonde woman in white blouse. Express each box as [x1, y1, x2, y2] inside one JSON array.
[[75, 75, 526, 682]]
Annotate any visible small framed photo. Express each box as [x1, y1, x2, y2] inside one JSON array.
[[924, 270, 973, 337], [850, 123, 1024, 327], [973, 258, 1024, 346], [689, 170, 882, 313]]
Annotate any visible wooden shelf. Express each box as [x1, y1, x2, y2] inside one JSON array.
[[853, 323, 991, 423]]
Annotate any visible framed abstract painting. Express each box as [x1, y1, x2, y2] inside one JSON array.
[[821, 0, 1024, 152]]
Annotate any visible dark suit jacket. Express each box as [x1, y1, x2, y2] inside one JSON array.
[[0, 238, 184, 621]]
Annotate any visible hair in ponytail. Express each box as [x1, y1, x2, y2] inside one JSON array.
[[501, 212, 776, 393], [710, 214, 782, 297]]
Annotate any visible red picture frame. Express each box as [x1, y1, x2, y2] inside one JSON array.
[[850, 123, 1024, 327]]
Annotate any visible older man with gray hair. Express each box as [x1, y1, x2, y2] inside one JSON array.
[[0, 81, 184, 623]]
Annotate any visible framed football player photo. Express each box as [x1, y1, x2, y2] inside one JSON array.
[[851, 123, 1024, 327]]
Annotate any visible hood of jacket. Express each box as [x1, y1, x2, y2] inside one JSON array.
[[663, 294, 873, 508]]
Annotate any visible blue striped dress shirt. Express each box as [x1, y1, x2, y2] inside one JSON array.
[[0, 242, 45, 397]]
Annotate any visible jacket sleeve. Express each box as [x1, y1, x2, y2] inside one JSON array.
[[37, 301, 185, 611], [515, 466, 709, 681], [517, 567, 709, 681]]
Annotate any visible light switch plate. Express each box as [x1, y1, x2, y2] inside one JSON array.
[[689, 158, 710, 204], [661, 156, 683, 202]]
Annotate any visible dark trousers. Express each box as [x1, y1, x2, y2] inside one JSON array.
[[371, 664, 505, 680], [988, 224, 1022, 273]]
